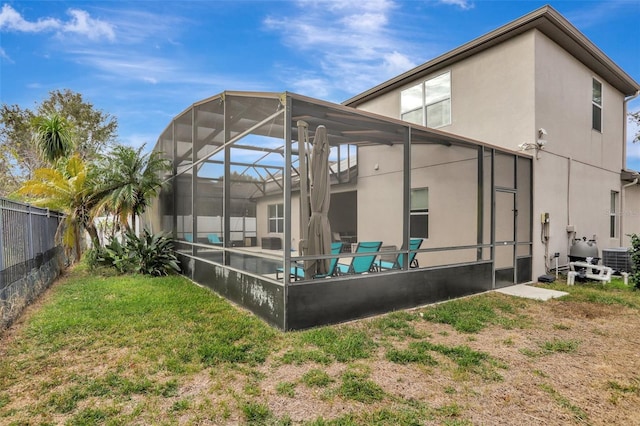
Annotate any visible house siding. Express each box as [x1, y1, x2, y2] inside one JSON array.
[[533, 30, 625, 274], [353, 27, 629, 278]]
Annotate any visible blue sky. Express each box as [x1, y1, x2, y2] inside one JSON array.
[[1, 1, 639, 166]]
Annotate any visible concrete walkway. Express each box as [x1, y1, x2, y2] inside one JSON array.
[[495, 284, 568, 301]]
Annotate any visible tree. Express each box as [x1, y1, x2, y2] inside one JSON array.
[[18, 154, 102, 261], [630, 110, 640, 144], [31, 113, 73, 164], [38, 89, 118, 161], [0, 105, 41, 195], [97, 144, 170, 233], [0, 89, 118, 196]]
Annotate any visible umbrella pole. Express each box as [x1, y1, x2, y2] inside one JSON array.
[[297, 120, 310, 254]]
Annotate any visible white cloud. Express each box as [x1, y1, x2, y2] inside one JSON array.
[[67, 48, 265, 95], [122, 133, 156, 150], [63, 9, 115, 41], [264, 0, 419, 98], [564, 1, 626, 29], [290, 75, 333, 99], [0, 4, 59, 32], [68, 50, 176, 84], [438, 0, 474, 10], [95, 8, 185, 45], [0, 4, 114, 41], [0, 46, 12, 62], [383, 51, 414, 76]]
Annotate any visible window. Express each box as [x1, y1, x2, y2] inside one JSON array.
[[268, 203, 284, 233], [592, 79, 602, 132], [610, 191, 618, 238], [401, 72, 451, 128], [410, 188, 429, 238], [400, 83, 423, 125]]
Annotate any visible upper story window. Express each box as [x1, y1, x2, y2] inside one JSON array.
[[592, 79, 602, 132], [401, 72, 451, 128]]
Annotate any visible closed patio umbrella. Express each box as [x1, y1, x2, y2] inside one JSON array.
[[304, 125, 332, 278]]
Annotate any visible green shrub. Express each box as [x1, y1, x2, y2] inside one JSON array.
[[88, 230, 180, 276], [629, 234, 640, 289], [101, 237, 135, 273], [125, 230, 180, 276]]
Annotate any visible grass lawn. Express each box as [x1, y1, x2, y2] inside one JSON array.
[[1, 265, 639, 425]]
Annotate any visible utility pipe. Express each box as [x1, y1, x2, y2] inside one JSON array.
[[567, 156, 573, 266], [620, 90, 640, 247]]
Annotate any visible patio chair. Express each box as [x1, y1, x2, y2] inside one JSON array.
[[377, 238, 423, 271], [184, 233, 193, 242], [276, 242, 343, 280], [207, 234, 223, 246], [336, 241, 383, 275]]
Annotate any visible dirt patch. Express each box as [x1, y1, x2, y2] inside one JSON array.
[[550, 300, 621, 319], [258, 298, 640, 425], [2, 284, 640, 425]]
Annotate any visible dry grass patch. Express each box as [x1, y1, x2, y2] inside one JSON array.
[[1, 269, 639, 425]]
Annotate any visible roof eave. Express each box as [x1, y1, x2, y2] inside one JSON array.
[[344, 5, 640, 107]]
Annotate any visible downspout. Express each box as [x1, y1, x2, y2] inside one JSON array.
[[620, 90, 640, 247], [621, 177, 639, 246], [567, 156, 573, 268]]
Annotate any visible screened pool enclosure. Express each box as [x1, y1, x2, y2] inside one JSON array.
[[145, 91, 533, 330]]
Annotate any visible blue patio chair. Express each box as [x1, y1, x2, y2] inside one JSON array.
[[207, 234, 223, 245], [184, 233, 193, 242], [336, 241, 383, 275], [276, 242, 342, 280], [377, 238, 423, 270]]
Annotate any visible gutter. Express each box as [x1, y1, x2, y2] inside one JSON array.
[[620, 90, 640, 247]]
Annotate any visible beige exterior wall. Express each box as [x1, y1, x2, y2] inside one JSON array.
[[534, 31, 625, 170], [622, 185, 640, 244], [357, 31, 536, 151], [357, 143, 481, 267], [447, 32, 536, 148], [354, 28, 628, 278], [532, 30, 625, 273], [256, 193, 300, 249], [255, 182, 358, 250]]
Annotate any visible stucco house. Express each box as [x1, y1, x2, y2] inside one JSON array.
[[145, 6, 639, 330], [344, 5, 640, 279]]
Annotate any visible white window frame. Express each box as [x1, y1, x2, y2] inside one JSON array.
[[400, 71, 451, 128], [592, 78, 603, 132], [268, 203, 284, 233], [410, 187, 429, 239], [610, 190, 618, 238]]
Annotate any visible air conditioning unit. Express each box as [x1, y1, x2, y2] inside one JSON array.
[[602, 248, 632, 273]]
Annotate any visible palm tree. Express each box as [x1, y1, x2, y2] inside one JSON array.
[[98, 144, 170, 233], [31, 113, 74, 164], [18, 154, 101, 261]]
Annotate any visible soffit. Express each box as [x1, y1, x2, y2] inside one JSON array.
[[344, 5, 639, 107]]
